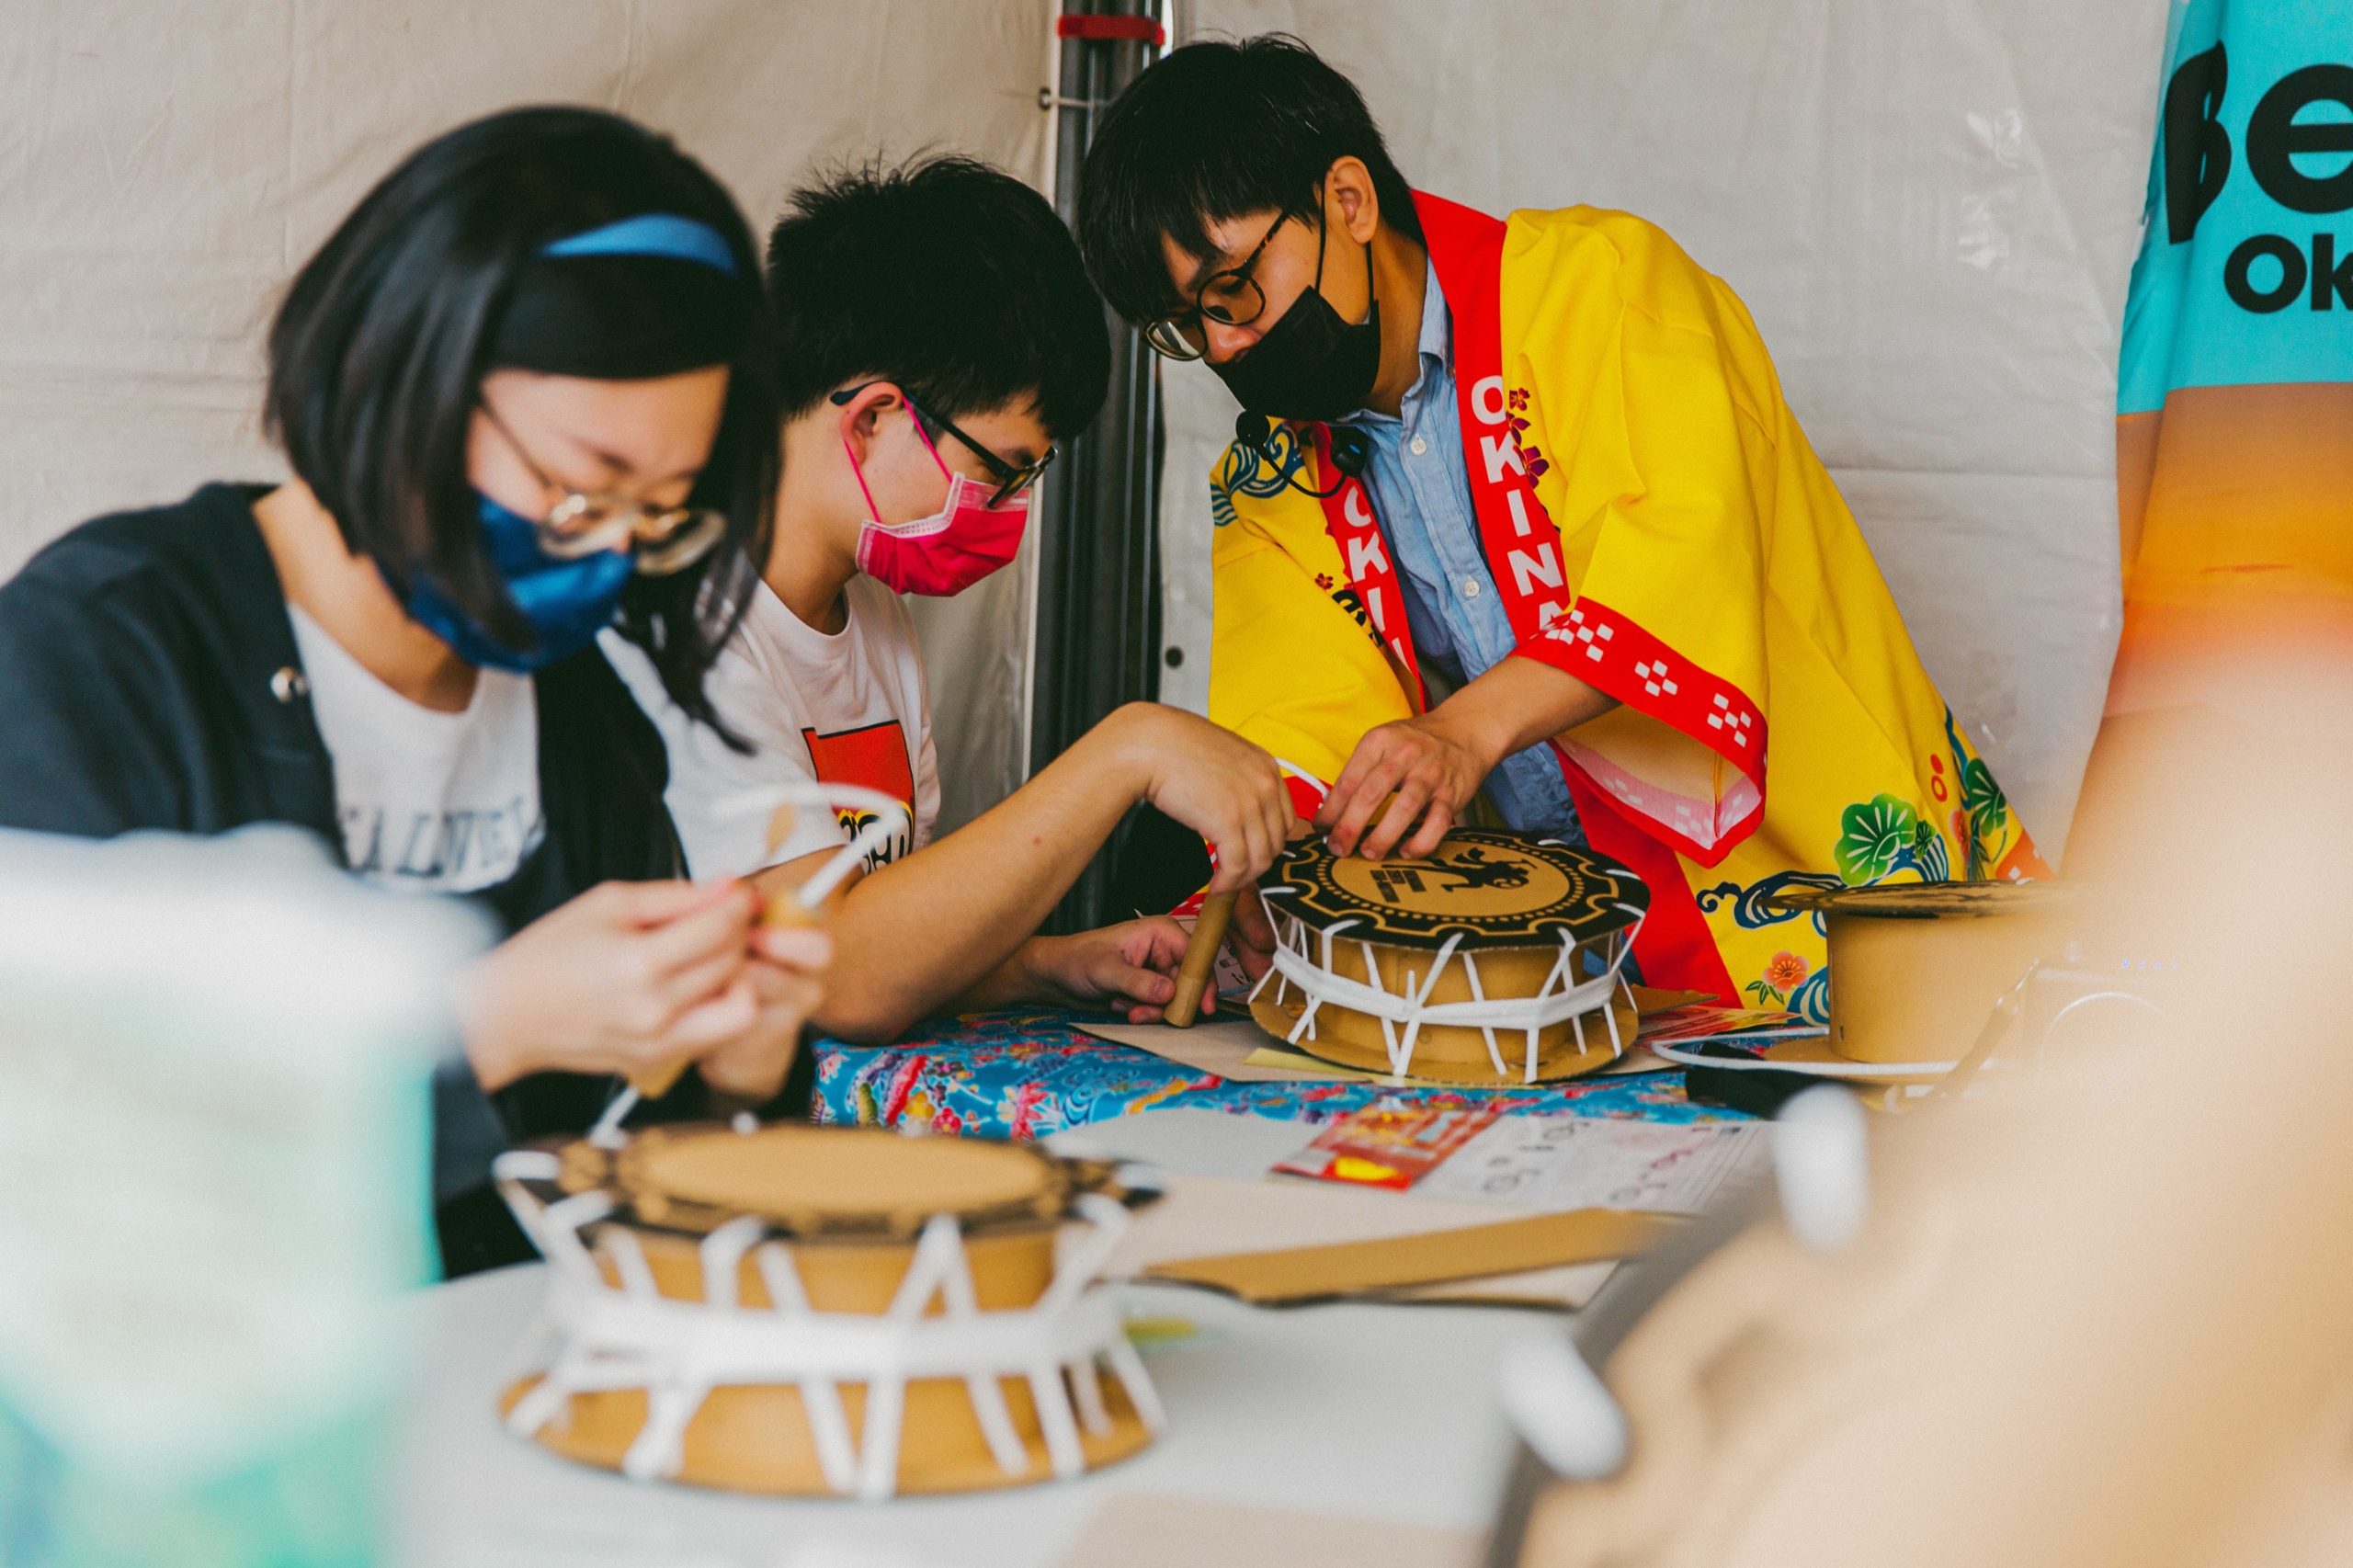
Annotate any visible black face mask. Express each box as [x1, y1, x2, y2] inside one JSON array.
[[1210, 210, 1381, 424]]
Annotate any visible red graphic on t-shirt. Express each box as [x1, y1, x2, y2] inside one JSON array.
[[801, 722, 917, 869]]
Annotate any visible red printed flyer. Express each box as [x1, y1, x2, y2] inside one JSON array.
[[1272, 1102, 1504, 1192]]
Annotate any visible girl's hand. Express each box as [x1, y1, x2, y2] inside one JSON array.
[[696, 922, 834, 1102], [456, 878, 767, 1092]]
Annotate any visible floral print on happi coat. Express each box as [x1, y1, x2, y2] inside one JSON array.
[[1699, 708, 2048, 1023]]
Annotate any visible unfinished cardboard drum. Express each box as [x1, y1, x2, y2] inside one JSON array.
[[494, 1122, 1163, 1500], [1251, 829, 1648, 1084], [1766, 881, 2072, 1066]]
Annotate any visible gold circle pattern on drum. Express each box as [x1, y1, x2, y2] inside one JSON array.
[[1251, 829, 1650, 1084], [494, 1122, 1164, 1500]]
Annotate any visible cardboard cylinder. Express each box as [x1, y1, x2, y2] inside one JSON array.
[[1775, 882, 2072, 1065], [1253, 939, 1640, 1083]]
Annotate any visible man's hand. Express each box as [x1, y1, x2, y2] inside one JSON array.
[[1316, 710, 1495, 860], [1315, 655, 1618, 860]]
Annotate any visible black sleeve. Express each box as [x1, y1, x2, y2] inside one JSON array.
[[0, 558, 194, 837]]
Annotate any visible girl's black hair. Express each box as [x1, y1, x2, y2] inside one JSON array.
[[263, 104, 776, 729], [1075, 34, 1424, 325]]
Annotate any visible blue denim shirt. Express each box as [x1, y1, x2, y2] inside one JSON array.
[[1342, 259, 1583, 842]]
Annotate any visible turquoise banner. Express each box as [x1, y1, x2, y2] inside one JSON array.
[[2120, 0, 2353, 415]]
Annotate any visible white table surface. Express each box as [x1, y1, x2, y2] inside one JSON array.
[[394, 1111, 1552, 1568]]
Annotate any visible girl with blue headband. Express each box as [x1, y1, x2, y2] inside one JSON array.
[[0, 107, 826, 1275]]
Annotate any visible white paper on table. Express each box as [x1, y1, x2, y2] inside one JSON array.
[[1415, 1116, 1769, 1214]]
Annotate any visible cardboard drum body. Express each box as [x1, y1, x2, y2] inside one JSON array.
[[1770, 881, 2069, 1066], [494, 1123, 1162, 1499], [1250, 947, 1642, 1083], [1252, 829, 1648, 1084]]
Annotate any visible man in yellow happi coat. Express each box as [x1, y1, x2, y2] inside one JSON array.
[[1075, 35, 2043, 1016]]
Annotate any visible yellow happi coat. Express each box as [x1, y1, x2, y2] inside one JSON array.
[[1209, 196, 2042, 1017]]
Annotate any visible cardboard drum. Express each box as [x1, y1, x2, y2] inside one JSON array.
[[1768, 881, 2071, 1066], [1251, 829, 1648, 1084], [494, 1122, 1162, 1500]]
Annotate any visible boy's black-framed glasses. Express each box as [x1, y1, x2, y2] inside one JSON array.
[[1142, 208, 1296, 362], [828, 381, 1057, 507]]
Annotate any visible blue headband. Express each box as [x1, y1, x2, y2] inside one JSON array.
[[540, 212, 740, 276], [490, 211, 752, 377]]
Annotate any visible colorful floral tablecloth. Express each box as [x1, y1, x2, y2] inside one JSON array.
[[810, 1006, 1745, 1140]]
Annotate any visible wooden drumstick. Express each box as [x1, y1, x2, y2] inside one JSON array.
[[1165, 889, 1239, 1029], [625, 1059, 693, 1103]]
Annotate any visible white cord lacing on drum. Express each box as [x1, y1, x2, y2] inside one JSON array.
[[1256, 904, 1647, 1085], [491, 1152, 1163, 1501]]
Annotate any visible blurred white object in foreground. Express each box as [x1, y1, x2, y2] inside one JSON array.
[[0, 825, 483, 1560]]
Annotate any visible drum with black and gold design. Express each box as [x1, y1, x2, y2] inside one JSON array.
[[1252, 828, 1649, 1084]]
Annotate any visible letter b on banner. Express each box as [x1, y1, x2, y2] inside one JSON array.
[[2165, 42, 2231, 244]]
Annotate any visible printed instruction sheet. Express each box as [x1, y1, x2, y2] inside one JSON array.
[[1415, 1115, 1768, 1213]]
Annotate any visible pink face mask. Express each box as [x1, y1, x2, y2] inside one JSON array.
[[847, 415, 1030, 597]]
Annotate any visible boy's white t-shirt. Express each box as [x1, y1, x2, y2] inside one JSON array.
[[601, 575, 938, 881]]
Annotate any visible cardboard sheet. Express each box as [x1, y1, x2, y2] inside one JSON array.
[[1056, 1492, 1483, 1568], [1374, 1263, 1635, 1311], [1103, 1168, 1622, 1311], [1140, 1205, 1677, 1307], [1244, 1046, 1385, 1081], [1075, 1017, 1356, 1083], [1062, 1108, 1672, 1310]]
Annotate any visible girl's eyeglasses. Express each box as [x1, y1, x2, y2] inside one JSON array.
[[479, 402, 726, 576]]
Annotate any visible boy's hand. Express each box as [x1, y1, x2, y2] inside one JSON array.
[[1019, 918, 1211, 1024], [1112, 704, 1299, 892], [1226, 886, 1278, 983]]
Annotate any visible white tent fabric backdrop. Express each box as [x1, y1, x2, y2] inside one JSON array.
[[1158, 0, 2169, 861], [0, 0, 1051, 832], [0, 1, 2165, 860]]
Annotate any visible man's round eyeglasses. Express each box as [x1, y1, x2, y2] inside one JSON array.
[[1142, 210, 1295, 362]]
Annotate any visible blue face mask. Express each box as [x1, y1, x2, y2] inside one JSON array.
[[399, 491, 635, 673]]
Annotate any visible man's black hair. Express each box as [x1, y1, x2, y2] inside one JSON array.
[[1075, 34, 1423, 324], [765, 156, 1110, 442], [265, 105, 777, 730]]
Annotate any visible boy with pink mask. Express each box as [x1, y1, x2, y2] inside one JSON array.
[[606, 156, 1291, 1043]]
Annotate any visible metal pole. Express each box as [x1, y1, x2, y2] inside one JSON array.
[[1030, 0, 1172, 934]]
